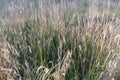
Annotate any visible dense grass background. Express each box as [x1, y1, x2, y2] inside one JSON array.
[[0, 0, 120, 80]]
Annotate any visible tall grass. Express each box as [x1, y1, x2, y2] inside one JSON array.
[[0, 0, 120, 80]]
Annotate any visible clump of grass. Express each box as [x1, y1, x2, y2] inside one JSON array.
[[0, 41, 20, 80], [0, 0, 119, 80]]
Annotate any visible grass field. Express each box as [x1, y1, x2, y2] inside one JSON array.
[[0, 0, 120, 80]]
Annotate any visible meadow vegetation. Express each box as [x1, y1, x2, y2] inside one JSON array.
[[0, 0, 120, 80]]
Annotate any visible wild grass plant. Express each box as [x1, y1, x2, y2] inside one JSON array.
[[0, 0, 120, 80]]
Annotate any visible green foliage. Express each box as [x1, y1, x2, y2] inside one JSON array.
[[0, 0, 119, 80], [4, 18, 110, 80]]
